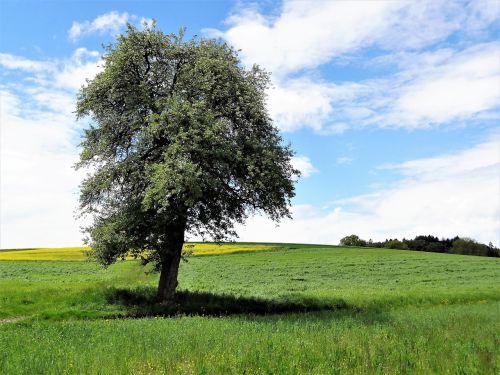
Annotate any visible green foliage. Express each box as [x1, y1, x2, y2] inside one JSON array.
[[405, 235, 448, 252], [340, 234, 499, 257], [383, 239, 408, 250], [450, 237, 499, 257], [75, 24, 297, 283], [339, 234, 366, 247]]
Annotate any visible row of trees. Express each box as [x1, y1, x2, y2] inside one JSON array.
[[339, 234, 499, 257]]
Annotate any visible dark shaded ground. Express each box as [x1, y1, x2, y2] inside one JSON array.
[[105, 287, 350, 317]]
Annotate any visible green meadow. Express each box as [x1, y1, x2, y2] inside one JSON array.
[[0, 244, 499, 374]]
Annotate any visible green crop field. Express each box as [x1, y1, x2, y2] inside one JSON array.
[[0, 244, 499, 374]]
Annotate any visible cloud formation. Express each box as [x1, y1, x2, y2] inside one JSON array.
[[68, 11, 153, 41], [212, 0, 497, 75], [351, 43, 499, 129], [0, 89, 84, 248], [0, 50, 102, 248], [235, 135, 500, 246], [264, 41, 500, 132], [209, 0, 499, 132], [0, 48, 102, 91], [291, 156, 318, 178], [207, 1, 397, 75], [69, 11, 130, 41], [0, 53, 50, 71]]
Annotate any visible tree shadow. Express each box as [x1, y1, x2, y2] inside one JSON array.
[[105, 287, 352, 318]]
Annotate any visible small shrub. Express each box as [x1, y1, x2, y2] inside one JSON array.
[[383, 240, 408, 250], [339, 235, 367, 247], [450, 238, 490, 256]]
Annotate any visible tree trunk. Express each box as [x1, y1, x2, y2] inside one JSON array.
[[157, 251, 182, 304], [156, 224, 185, 304]]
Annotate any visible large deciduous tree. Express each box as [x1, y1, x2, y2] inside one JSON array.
[[76, 25, 298, 303]]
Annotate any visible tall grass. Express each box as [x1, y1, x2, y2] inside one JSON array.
[[1, 303, 497, 374]]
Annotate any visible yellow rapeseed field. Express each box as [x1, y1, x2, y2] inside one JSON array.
[[0, 247, 90, 261], [0, 243, 280, 261]]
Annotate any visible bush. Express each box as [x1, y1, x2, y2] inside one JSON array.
[[487, 242, 500, 257], [339, 235, 367, 247], [383, 240, 408, 250], [450, 238, 490, 256]]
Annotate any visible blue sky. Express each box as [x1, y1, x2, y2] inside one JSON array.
[[1, 0, 499, 248]]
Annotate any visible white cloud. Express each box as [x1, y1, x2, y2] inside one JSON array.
[[267, 77, 366, 132], [340, 42, 500, 129], [210, 0, 499, 132], [69, 11, 130, 41], [68, 12, 154, 41], [235, 136, 500, 246], [0, 49, 102, 248], [291, 156, 317, 178], [210, 0, 497, 76], [381, 136, 499, 179], [0, 89, 85, 248], [267, 78, 335, 131], [387, 43, 500, 127], [0, 49, 102, 91], [209, 1, 399, 75], [0, 53, 50, 72], [53, 49, 102, 90], [266, 42, 500, 132], [336, 157, 353, 166], [464, 0, 500, 31]]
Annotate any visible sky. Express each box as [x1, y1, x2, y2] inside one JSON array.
[[0, 0, 499, 248]]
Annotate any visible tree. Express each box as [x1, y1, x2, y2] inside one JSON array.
[[339, 235, 367, 247], [76, 25, 298, 303], [450, 238, 489, 256], [383, 239, 408, 250]]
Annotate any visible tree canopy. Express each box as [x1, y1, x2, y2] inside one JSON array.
[[76, 25, 298, 302]]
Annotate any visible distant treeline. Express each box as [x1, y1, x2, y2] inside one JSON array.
[[339, 234, 499, 257]]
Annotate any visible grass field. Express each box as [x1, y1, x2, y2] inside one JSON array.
[[0, 244, 498, 374]]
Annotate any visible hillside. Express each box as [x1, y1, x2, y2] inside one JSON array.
[[1, 243, 498, 374]]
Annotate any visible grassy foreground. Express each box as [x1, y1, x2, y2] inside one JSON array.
[[0, 244, 499, 374]]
